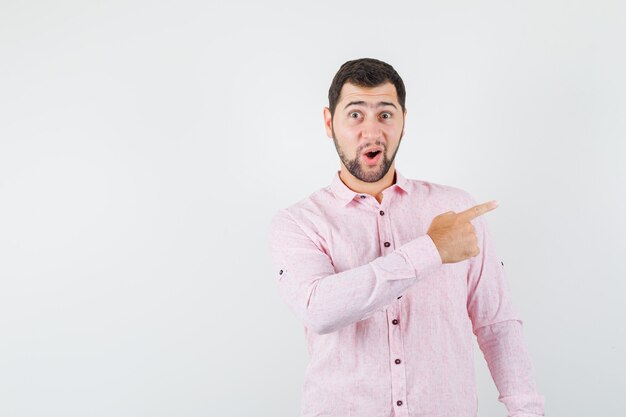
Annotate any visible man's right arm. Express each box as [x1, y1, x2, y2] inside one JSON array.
[[267, 209, 442, 335]]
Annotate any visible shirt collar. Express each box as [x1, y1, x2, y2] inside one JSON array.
[[329, 169, 411, 207]]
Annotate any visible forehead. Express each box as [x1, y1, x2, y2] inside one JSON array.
[[337, 82, 399, 107]]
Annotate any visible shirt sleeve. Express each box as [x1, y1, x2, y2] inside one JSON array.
[[465, 196, 545, 416], [268, 208, 443, 335]]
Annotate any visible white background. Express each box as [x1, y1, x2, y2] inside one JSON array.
[[1, 1, 624, 416]]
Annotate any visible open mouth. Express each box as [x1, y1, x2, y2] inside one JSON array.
[[362, 149, 383, 165], [365, 150, 382, 159]]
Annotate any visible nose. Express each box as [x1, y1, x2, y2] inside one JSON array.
[[360, 116, 382, 141]]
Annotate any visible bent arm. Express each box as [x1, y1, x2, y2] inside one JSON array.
[[268, 209, 442, 335], [466, 196, 544, 416]]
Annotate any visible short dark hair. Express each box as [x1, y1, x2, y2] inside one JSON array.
[[328, 58, 406, 117]]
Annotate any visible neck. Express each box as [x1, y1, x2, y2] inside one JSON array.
[[339, 165, 396, 204]]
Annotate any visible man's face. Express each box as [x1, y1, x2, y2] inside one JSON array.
[[324, 82, 406, 183]]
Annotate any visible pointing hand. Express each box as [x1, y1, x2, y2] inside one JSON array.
[[426, 200, 499, 264]]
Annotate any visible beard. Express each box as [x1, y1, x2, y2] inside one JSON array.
[[331, 127, 403, 183]]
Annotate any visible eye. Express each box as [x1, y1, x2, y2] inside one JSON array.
[[349, 111, 361, 119], [380, 112, 392, 119]]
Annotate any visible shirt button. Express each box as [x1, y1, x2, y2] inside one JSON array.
[[360, 195, 366, 199], [392, 319, 399, 325], [279, 270, 283, 275], [396, 400, 403, 406], [384, 242, 390, 247], [397, 295, 402, 300], [379, 210, 385, 216], [395, 359, 401, 364]]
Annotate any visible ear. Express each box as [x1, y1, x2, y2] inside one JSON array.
[[323, 107, 333, 139]]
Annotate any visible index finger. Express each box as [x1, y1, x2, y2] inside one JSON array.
[[457, 200, 499, 221]]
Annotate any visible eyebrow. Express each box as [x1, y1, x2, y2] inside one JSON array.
[[343, 101, 398, 110]]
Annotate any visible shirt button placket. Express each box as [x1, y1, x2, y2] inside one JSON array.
[[378, 205, 393, 256], [388, 307, 408, 416], [387, 290, 409, 410], [380, 204, 408, 416]]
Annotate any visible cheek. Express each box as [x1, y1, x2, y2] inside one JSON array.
[[336, 136, 359, 159], [381, 127, 398, 143], [334, 124, 358, 141], [386, 122, 404, 138]]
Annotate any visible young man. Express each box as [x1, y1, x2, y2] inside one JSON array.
[[268, 58, 544, 417]]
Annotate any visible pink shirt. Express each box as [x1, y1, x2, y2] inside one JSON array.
[[268, 170, 544, 417]]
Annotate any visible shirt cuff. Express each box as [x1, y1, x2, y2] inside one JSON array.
[[396, 234, 443, 279]]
